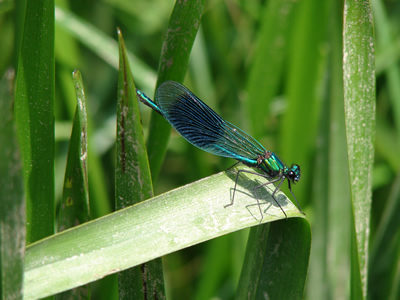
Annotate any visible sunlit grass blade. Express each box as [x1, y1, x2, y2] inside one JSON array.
[[0, 69, 25, 300], [23, 166, 304, 299], [116, 29, 164, 299], [343, 0, 376, 298], [15, 0, 55, 243]]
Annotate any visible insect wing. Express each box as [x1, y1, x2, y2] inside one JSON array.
[[155, 81, 266, 163]]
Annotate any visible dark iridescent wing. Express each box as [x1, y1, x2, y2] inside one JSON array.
[[155, 81, 266, 164]]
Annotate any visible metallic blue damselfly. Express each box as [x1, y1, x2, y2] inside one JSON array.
[[136, 81, 303, 219]]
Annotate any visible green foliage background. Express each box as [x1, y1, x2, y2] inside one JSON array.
[[1, 0, 399, 299]]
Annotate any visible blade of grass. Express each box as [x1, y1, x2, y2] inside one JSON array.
[[53, 5, 112, 218], [236, 218, 311, 299], [306, 64, 330, 300], [116, 30, 154, 209], [14, 0, 26, 70], [146, 0, 206, 183], [369, 172, 400, 299], [55, 0, 81, 118], [371, 0, 400, 138], [246, 0, 298, 140], [281, 0, 330, 206], [55, 70, 90, 299], [388, 259, 400, 300], [116, 29, 164, 299], [343, 0, 376, 298], [375, 117, 400, 172], [15, 0, 55, 243], [0, 69, 25, 300], [23, 166, 305, 299], [327, 2, 352, 298], [193, 233, 238, 300], [54, 6, 156, 94], [240, 2, 314, 298], [58, 70, 90, 231]]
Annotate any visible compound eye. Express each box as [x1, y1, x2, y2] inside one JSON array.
[[290, 164, 301, 182], [289, 171, 298, 182]]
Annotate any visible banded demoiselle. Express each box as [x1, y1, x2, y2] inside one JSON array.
[[136, 81, 303, 219]]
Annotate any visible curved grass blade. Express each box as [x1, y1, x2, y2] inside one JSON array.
[[23, 166, 305, 299]]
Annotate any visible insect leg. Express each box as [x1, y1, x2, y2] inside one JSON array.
[[288, 180, 305, 215]]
